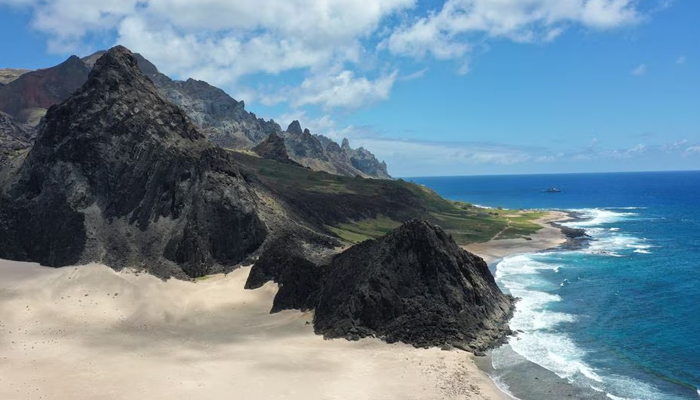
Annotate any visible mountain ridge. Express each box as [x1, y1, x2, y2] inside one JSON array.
[[0, 50, 390, 179]]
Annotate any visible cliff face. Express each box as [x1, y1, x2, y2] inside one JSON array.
[[342, 138, 390, 179], [314, 220, 513, 351], [0, 46, 267, 278], [0, 112, 32, 165], [281, 121, 391, 178]]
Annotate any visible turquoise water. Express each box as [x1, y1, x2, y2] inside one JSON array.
[[410, 171, 700, 400]]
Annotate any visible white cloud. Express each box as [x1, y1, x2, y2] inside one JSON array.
[[399, 68, 429, 81], [4, 0, 414, 109], [383, 0, 643, 64], [676, 55, 686, 65], [631, 63, 647, 76]]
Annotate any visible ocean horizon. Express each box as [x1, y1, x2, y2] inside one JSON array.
[[410, 170, 700, 400]]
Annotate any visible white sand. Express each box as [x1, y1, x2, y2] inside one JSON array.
[[464, 211, 570, 265], [0, 259, 509, 400]]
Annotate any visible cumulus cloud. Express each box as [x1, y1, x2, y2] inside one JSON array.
[[3, 0, 413, 110], [383, 0, 643, 65], [2, 0, 655, 114]]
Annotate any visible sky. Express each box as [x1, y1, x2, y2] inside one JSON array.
[[0, 0, 698, 177]]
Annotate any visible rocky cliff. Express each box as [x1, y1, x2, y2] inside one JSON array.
[[0, 112, 32, 165], [314, 220, 513, 351], [246, 219, 513, 352], [0, 46, 267, 278], [281, 121, 390, 178], [0, 52, 391, 179]]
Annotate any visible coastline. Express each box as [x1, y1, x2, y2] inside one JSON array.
[[0, 211, 569, 400], [464, 211, 571, 266], [463, 210, 573, 400]]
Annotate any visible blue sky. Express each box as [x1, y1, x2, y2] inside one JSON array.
[[0, 0, 698, 177]]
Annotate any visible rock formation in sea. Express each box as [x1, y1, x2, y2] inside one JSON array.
[[0, 46, 267, 278]]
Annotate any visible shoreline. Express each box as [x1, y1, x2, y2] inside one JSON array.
[[0, 211, 570, 400], [463, 210, 573, 400], [464, 210, 572, 266]]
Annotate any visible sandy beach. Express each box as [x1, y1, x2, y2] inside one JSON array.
[[464, 211, 570, 265], [0, 260, 509, 400], [0, 211, 567, 400]]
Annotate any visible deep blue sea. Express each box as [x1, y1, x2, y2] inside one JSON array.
[[409, 171, 700, 400]]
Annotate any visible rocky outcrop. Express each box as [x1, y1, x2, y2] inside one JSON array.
[[313, 220, 513, 351], [0, 56, 90, 125], [344, 141, 391, 179], [252, 132, 302, 167], [129, 54, 282, 149], [281, 121, 391, 178], [244, 232, 333, 313], [245, 219, 514, 352], [0, 46, 267, 278], [0, 112, 32, 164]]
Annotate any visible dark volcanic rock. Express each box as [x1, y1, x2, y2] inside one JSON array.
[[0, 112, 32, 164], [0, 46, 266, 278], [244, 232, 331, 313], [252, 132, 302, 167], [313, 220, 513, 351]]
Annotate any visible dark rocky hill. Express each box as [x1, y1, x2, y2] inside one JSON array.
[[0, 57, 90, 125], [314, 220, 513, 351], [245, 219, 514, 352], [0, 46, 267, 278]]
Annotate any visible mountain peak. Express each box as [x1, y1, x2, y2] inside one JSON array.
[[287, 120, 303, 135]]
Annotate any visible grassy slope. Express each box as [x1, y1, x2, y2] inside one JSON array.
[[230, 151, 544, 246]]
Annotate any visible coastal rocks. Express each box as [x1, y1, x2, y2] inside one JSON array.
[[551, 221, 590, 250], [255, 219, 514, 351], [0, 46, 266, 278]]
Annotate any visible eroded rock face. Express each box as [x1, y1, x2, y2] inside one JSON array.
[[0, 46, 267, 278], [313, 220, 513, 351], [0, 112, 32, 164], [252, 132, 302, 167]]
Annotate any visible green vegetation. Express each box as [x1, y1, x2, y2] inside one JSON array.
[[230, 151, 545, 246]]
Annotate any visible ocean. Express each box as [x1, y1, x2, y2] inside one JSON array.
[[409, 171, 700, 400]]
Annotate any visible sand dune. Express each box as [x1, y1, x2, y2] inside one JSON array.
[[0, 259, 508, 400]]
